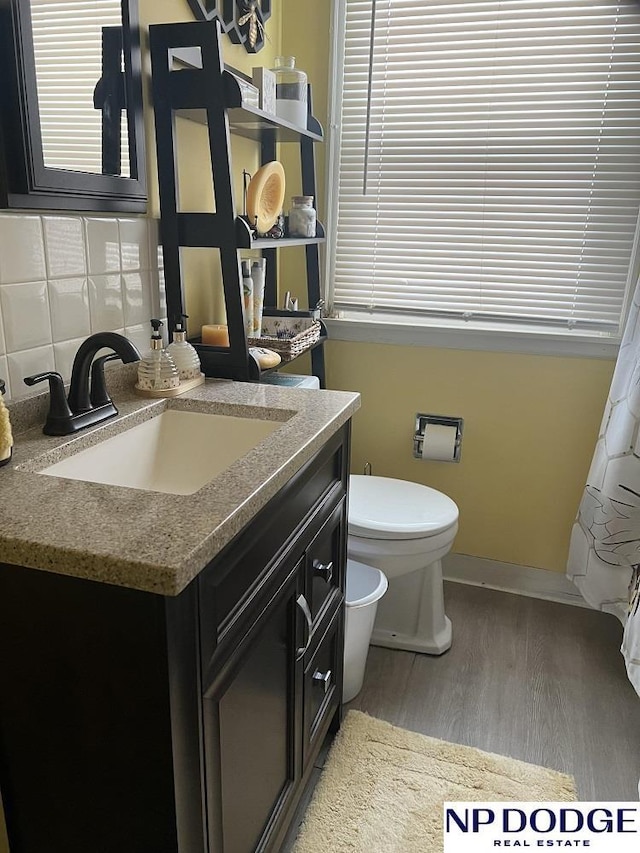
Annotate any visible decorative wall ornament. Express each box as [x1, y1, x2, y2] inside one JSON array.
[[224, 0, 272, 53], [186, 0, 224, 23]]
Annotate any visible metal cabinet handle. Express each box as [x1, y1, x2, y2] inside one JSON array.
[[313, 559, 333, 585], [312, 669, 332, 694], [296, 594, 313, 661]]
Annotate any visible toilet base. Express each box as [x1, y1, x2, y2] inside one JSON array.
[[365, 557, 453, 656], [371, 615, 452, 655]]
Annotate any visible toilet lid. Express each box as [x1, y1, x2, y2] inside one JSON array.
[[348, 475, 459, 540]]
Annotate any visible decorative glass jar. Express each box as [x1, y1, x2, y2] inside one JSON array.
[[271, 56, 308, 128], [288, 196, 316, 238]]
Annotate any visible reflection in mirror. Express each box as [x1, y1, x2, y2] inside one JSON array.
[[30, 0, 130, 177]]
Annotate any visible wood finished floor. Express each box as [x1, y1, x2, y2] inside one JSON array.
[[282, 580, 640, 850], [344, 581, 640, 801]]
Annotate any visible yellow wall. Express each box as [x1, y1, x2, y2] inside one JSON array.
[[327, 341, 614, 572], [282, 1, 616, 575]]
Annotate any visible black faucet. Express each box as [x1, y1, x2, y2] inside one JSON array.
[[24, 332, 141, 436]]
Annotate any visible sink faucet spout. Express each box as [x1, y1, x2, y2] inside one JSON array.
[[68, 332, 141, 414], [25, 332, 141, 436]]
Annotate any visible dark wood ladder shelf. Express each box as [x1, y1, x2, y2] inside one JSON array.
[[149, 20, 327, 386]]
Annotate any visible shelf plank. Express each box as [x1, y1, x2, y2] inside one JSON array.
[[236, 216, 326, 249], [176, 107, 323, 143], [251, 236, 326, 249], [170, 53, 324, 141], [228, 106, 323, 143], [174, 213, 326, 250]]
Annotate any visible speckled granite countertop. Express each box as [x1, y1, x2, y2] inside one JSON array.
[[0, 372, 360, 596]]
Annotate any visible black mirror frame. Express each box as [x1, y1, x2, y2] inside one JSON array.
[[0, 0, 147, 213]]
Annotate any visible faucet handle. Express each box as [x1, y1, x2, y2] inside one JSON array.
[[24, 372, 74, 433]]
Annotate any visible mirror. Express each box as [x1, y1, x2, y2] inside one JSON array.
[[0, 0, 146, 212]]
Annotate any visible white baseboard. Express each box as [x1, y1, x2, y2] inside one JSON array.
[[443, 553, 592, 609]]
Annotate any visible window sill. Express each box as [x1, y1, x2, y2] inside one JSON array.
[[323, 312, 620, 360]]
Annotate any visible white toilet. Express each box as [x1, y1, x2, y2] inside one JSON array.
[[348, 475, 459, 655]]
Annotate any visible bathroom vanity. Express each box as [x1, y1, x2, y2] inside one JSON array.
[[0, 378, 359, 853]]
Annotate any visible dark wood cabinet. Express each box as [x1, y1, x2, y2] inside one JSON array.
[[196, 424, 348, 852], [0, 424, 349, 853], [0, 422, 349, 853]]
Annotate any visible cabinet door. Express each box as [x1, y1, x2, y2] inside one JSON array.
[[201, 561, 305, 853]]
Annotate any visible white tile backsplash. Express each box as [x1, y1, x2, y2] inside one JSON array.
[[157, 268, 167, 318], [148, 218, 161, 268], [53, 337, 87, 383], [43, 217, 87, 278], [123, 271, 153, 328], [49, 277, 90, 342], [0, 213, 161, 400], [85, 218, 121, 275], [124, 323, 150, 355], [7, 346, 55, 398], [119, 218, 151, 271], [0, 215, 46, 284], [88, 274, 125, 332], [0, 281, 52, 352]]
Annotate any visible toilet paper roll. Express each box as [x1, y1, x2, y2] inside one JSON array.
[[421, 423, 458, 462]]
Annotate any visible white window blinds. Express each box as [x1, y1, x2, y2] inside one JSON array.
[[30, 1, 129, 176], [331, 0, 640, 333]]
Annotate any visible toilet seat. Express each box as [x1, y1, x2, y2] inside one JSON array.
[[348, 475, 458, 540]]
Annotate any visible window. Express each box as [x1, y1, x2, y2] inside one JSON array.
[[328, 0, 640, 346]]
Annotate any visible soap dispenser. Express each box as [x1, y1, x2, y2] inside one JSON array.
[[137, 319, 180, 392], [167, 314, 202, 381], [0, 379, 13, 468]]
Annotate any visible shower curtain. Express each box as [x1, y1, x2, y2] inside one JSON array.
[[567, 282, 640, 697]]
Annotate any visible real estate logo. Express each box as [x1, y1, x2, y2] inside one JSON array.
[[443, 802, 640, 851]]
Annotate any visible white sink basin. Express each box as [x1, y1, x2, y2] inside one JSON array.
[[40, 408, 282, 495]]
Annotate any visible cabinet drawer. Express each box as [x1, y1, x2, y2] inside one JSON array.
[[303, 610, 343, 768], [305, 500, 345, 630]]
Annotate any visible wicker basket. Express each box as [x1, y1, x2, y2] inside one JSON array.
[[248, 317, 322, 358]]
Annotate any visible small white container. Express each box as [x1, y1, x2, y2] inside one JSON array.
[[288, 196, 316, 238], [343, 559, 388, 703]]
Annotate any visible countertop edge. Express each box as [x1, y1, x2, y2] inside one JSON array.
[[0, 380, 360, 596]]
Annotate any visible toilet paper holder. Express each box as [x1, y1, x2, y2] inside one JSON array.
[[413, 414, 464, 462]]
